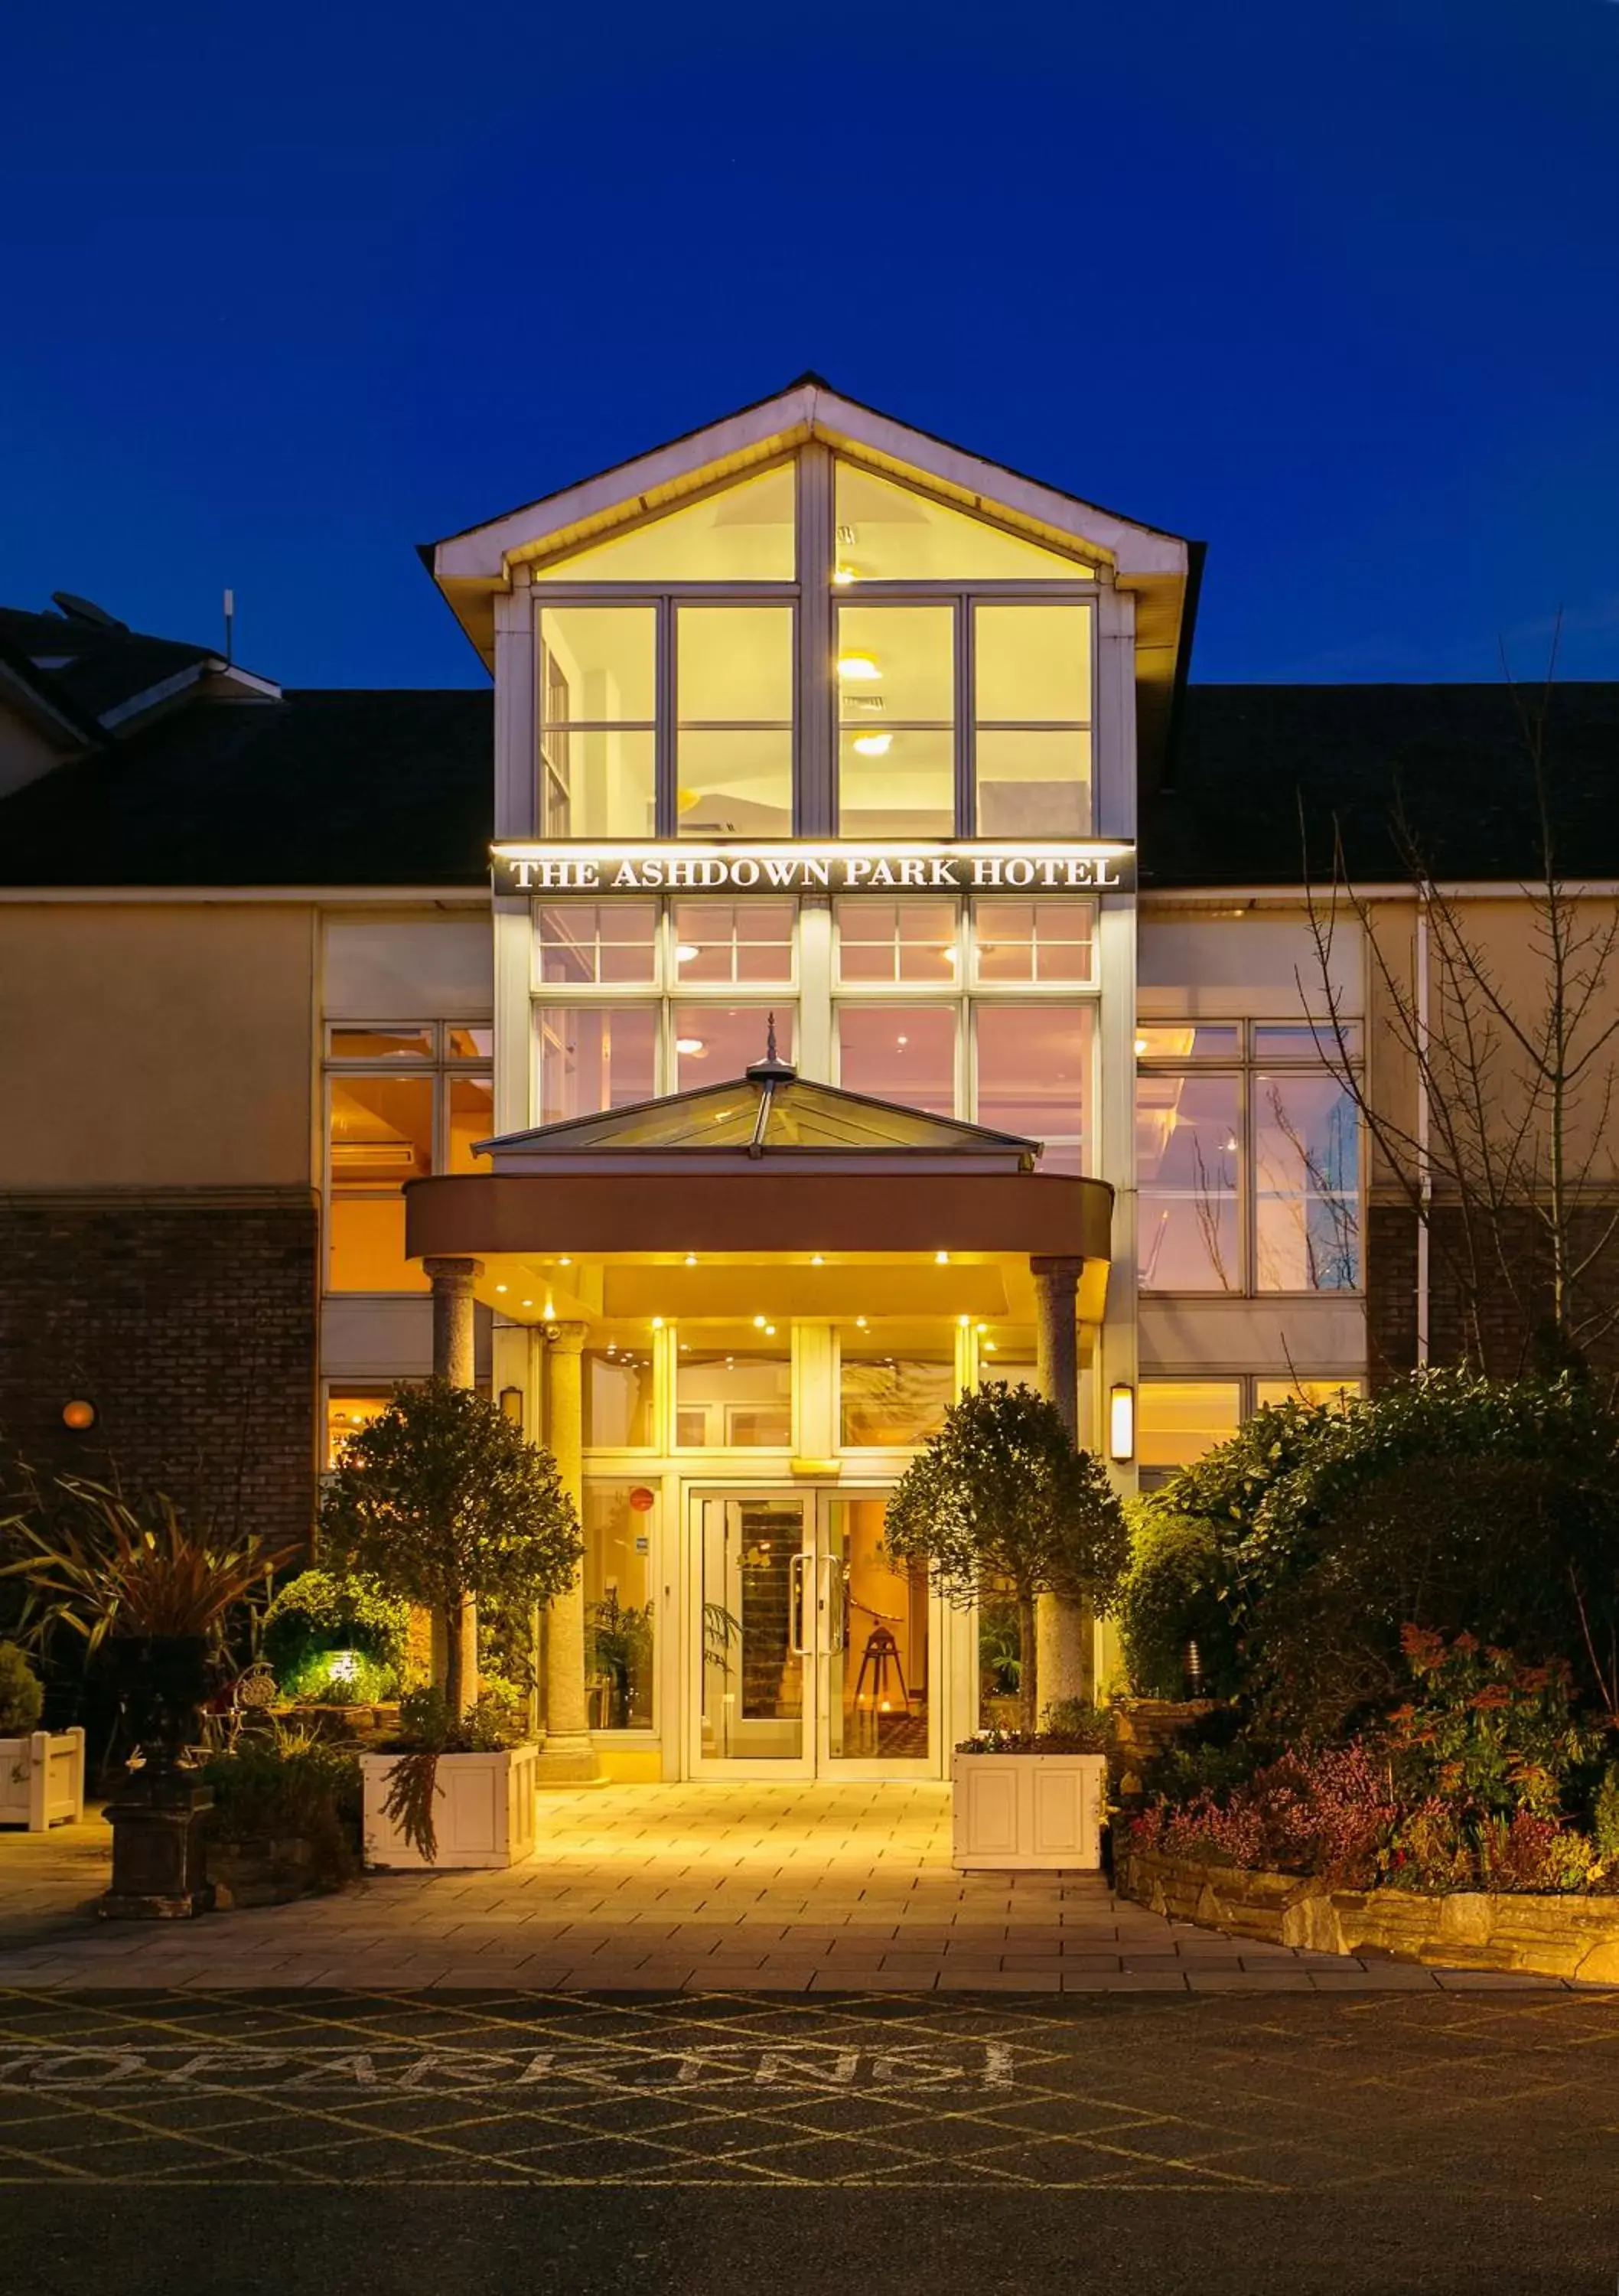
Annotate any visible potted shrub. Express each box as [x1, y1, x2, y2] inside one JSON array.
[[262, 1567, 411, 1735], [0, 1479, 295, 1912], [318, 1379, 583, 1870], [199, 1726, 363, 1905], [0, 1640, 85, 1831], [885, 1381, 1129, 1870]]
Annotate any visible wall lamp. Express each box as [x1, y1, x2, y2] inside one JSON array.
[[61, 1398, 98, 1433], [499, 1386, 524, 1424], [1108, 1381, 1135, 1463]]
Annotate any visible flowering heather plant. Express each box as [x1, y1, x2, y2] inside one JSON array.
[[1387, 1626, 1599, 1823], [1129, 1743, 1396, 1887]]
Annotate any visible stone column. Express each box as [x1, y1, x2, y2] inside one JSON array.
[[425, 1256, 480, 1707], [1031, 1254, 1093, 1711], [537, 1321, 602, 1784]]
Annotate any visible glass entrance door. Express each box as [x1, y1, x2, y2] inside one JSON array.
[[693, 1491, 936, 1776]]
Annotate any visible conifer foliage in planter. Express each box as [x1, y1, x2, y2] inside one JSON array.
[[319, 1380, 583, 1869], [0, 1640, 84, 1831], [884, 1381, 1129, 1870]]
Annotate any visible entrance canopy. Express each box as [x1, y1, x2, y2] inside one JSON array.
[[404, 1051, 1114, 1327]]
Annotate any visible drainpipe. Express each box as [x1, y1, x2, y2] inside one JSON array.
[[1415, 898, 1431, 1366]]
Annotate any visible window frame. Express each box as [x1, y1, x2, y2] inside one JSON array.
[[1135, 1020, 1363, 1298], [322, 1020, 494, 1300]]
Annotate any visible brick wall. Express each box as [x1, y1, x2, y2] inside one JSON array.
[[0, 1191, 319, 1556], [1368, 1199, 1619, 1384]]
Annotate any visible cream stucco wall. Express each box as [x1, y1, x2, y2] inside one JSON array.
[[0, 903, 317, 1188]]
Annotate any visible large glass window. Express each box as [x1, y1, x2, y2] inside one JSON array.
[[582, 1479, 657, 1731], [835, 899, 958, 984], [583, 1331, 658, 1447], [1137, 1026, 1361, 1293], [534, 465, 795, 584], [1254, 1070, 1360, 1292], [538, 605, 656, 838], [539, 1006, 657, 1125], [673, 1003, 793, 1089], [674, 902, 795, 984], [676, 605, 793, 837], [676, 1327, 792, 1447], [975, 1004, 1091, 1169], [973, 899, 1093, 984], [1138, 1382, 1244, 1485], [538, 904, 659, 987], [839, 1331, 956, 1446], [325, 1024, 492, 1293], [833, 462, 1094, 582], [1137, 1070, 1242, 1291], [837, 603, 954, 837], [973, 603, 1091, 836], [837, 1005, 956, 1115]]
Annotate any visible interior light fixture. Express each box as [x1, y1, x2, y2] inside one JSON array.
[[494, 1283, 507, 1294], [676, 944, 700, 962], [810, 1254, 824, 1266], [521, 1298, 534, 1309], [836, 652, 881, 682], [676, 1036, 705, 1055], [976, 1322, 987, 1334], [753, 1315, 767, 1329], [1135, 1037, 1149, 1056], [61, 1398, 97, 1432], [850, 733, 891, 757], [652, 1316, 665, 1329], [984, 1341, 998, 1353], [935, 1251, 950, 1265], [958, 1314, 970, 1329], [683, 1252, 698, 1267], [765, 1323, 777, 1337], [1109, 1381, 1136, 1463], [832, 566, 858, 586], [855, 1316, 868, 1329], [559, 1257, 572, 1267]]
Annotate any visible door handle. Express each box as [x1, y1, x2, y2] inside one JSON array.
[[789, 1552, 809, 1656], [822, 1556, 847, 1654]]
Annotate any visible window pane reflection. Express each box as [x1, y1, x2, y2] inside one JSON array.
[[583, 1480, 656, 1730], [837, 1005, 956, 1115], [1254, 1072, 1360, 1292], [538, 904, 658, 987], [836, 900, 958, 984], [584, 1339, 657, 1446], [1137, 1071, 1241, 1290], [328, 1075, 433, 1293], [673, 1004, 793, 1089], [676, 1329, 792, 1447], [539, 1006, 656, 1124], [674, 902, 794, 985], [1138, 1382, 1243, 1482], [973, 900, 1093, 984], [976, 729, 1091, 837], [975, 1005, 1090, 1169], [840, 1340, 956, 1446]]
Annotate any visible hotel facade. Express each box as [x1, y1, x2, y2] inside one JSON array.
[[4, 378, 1614, 1785]]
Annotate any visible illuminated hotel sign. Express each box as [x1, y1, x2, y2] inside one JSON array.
[[490, 843, 1135, 896]]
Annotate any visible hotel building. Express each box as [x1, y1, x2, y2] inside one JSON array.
[[3, 377, 1615, 1783]]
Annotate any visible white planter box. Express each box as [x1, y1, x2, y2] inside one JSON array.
[[0, 1729, 86, 1831], [360, 1744, 538, 1870], [951, 1750, 1107, 1870]]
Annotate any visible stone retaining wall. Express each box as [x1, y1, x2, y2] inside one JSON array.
[[1116, 1844, 1619, 1982]]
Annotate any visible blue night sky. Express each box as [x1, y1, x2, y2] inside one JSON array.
[[3, 0, 1617, 691]]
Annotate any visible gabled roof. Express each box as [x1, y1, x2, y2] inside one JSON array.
[[479, 1051, 1041, 1176], [0, 604, 279, 732]]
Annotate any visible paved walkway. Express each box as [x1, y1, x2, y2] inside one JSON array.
[[0, 1782, 1572, 1991]]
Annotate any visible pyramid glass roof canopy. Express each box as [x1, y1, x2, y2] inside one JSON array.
[[477, 1047, 1041, 1175]]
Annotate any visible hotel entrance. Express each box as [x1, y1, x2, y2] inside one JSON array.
[[690, 1488, 938, 1778]]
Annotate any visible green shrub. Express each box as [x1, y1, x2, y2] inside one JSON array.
[[1118, 1506, 1240, 1700], [1595, 1763, 1619, 1861], [200, 1728, 361, 1889], [282, 1645, 396, 1706], [262, 1569, 411, 1687], [0, 1642, 44, 1734], [1039, 1697, 1112, 1750]]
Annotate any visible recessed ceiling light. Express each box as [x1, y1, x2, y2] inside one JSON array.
[[559, 1256, 572, 1266], [652, 1316, 664, 1329], [765, 1324, 777, 1336], [676, 1036, 705, 1055], [810, 1254, 824, 1266], [850, 732, 891, 757], [836, 652, 880, 682], [855, 1316, 868, 1329], [754, 1315, 767, 1328], [494, 1283, 507, 1293], [958, 1314, 970, 1328], [676, 944, 699, 962], [833, 566, 858, 586], [935, 1251, 950, 1265], [684, 1252, 697, 1267]]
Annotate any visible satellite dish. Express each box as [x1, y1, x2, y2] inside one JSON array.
[[50, 592, 128, 631]]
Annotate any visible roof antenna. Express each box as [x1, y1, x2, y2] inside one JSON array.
[[222, 587, 235, 667]]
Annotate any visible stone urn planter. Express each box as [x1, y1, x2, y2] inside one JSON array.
[[951, 1750, 1109, 1870], [102, 1632, 217, 1918], [360, 1743, 539, 1871], [0, 1727, 86, 1831]]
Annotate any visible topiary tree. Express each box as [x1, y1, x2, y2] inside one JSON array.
[[318, 1379, 583, 1720], [884, 1381, 1129, 1732]]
